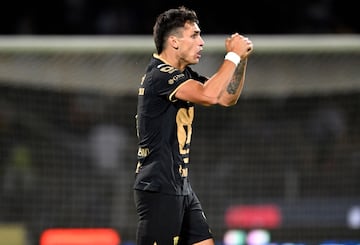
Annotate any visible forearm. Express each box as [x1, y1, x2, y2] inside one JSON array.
[[218, 58, 248, 106], [201, 60, 238, 102], [174, 44, 252, 106]]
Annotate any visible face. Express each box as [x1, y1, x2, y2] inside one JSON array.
[[176, 22, 204, 66]]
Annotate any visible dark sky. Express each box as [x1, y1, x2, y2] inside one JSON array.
[[0, 0, 358, 35]]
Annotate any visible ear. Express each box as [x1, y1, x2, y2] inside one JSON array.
[[169, 35, 179, 50]]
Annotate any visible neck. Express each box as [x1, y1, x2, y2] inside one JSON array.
[[158, 52, 185, 71]]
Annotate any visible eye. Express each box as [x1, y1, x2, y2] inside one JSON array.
[[192, 33, 200, 39]]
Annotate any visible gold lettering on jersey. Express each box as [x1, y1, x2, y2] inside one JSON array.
[[141, 74, 146, 85], [176, 107, 194, 165], [179, 165, 188, 177], [173, 236, 179, 245], [138, 87, 145, 95], [135, 114, 139, 138], [168, 73, 185, 85], [135, 161, 141, 173], [160, 66, 177, 74], [137, 147, 149, 157]]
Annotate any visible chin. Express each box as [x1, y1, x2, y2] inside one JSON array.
[[193, 58, 200, 64]]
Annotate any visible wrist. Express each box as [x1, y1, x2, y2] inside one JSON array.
[[225, 52, 241, 66]]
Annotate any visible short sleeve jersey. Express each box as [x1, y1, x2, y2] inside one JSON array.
[[134, 54, 207, 195]]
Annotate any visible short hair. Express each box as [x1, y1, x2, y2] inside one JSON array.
[[153, 6, 199, 54]]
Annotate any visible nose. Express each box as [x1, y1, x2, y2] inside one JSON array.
[[199, 36, 205, 46]]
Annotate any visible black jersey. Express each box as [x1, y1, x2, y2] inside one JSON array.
[[134, 54, 207, 195]]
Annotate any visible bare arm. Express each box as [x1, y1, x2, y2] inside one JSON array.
[[217, 58, 248, 106], [175, 33, 253, 106]]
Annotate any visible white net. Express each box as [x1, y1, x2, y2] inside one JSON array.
[[1, 34, 359, 95], [0, 35, 359, 245]]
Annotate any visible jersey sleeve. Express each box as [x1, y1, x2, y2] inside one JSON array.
[[166, 66, 209, 102], [187, 66, 208, 84], [152, 64, 191, 102], [150, 62, 209, 102]]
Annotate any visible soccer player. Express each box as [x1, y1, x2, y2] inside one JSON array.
[[134, 6, 253, 245]]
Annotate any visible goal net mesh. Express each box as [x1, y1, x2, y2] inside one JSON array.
[[0, 35, 359, 244]]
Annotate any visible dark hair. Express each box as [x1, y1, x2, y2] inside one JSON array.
[[153, 6, 199, 54]]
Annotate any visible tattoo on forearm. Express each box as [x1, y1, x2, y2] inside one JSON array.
[[226, 60, 246, 94]]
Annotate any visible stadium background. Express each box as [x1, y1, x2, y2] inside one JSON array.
[[0, 1, 360, 245]]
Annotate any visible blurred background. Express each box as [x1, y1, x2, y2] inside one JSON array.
[[0, 0, 359, 35], [0, 1, 360, 245]]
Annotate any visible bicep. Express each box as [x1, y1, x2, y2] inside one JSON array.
[[174, 79, 218, 106]]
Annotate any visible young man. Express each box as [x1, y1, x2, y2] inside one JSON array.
[[134, 6, 253, 245]]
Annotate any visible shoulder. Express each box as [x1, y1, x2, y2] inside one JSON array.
[[147, 54, 186, 83], [153, 54, 180, 74]]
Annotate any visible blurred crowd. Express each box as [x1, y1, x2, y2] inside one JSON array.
[[0, 0, 359, 35], [2, 85, 359, 243]]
